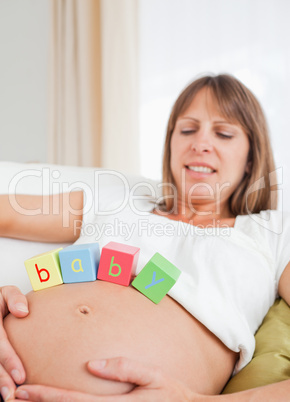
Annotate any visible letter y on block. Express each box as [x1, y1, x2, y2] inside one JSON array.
[[145, 271, 165, 289], [132, 252, 181, 304]]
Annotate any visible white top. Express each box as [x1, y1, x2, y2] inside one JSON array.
[[76, 189, 290, 375]]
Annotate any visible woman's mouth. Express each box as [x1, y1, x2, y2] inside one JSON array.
[[185, 165, 216, 174]]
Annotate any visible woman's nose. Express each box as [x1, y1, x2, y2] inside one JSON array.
[[190, 131, 213, 153]]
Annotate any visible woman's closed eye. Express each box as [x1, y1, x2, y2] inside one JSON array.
[[180, 130, 233, 139], [216, 132, 233, 139], [181, 129, 196, 135]]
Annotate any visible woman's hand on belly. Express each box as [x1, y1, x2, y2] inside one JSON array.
[[15, 357, 204, 402], [0, 286, 29, 400]]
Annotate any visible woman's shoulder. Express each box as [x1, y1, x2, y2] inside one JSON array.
[[236, 209, 290, 237]]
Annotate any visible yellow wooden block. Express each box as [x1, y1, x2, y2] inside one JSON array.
[[24, 248, 63, 291]]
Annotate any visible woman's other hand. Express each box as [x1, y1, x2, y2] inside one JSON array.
[[0, 286, 28, 401], [14, 357, 206, 401], [86, 357, 200, 401]]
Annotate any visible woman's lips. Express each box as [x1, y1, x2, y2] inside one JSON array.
[[185, 164, 216, 173]]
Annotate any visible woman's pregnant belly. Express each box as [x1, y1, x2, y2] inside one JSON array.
[[4, 281, 238, 396]]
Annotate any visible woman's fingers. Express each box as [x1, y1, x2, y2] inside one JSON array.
[[13, 358, 155, 402], [87, 357, 161, 387], [14, 358, 200, 402], [0, 335, 25, 398], [87, 357, 199, 402], [0, 287, 28, 399], [0, 286, 27, 384], [0, 328, 25, 381], [0, 338, 25, 400], [15, 386, 112, 402], [0, 286, 29, 318]]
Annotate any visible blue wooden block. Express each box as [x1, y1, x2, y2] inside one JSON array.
[[59, 243, 100, 283]]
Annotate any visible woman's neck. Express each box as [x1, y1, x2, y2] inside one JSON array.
[[154, 199, 236, 227]]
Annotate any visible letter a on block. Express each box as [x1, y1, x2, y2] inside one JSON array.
[[24, 248, 63, 291], [132, 252, 181, 304], [59, 243, 100, 283], [97, 241, 140, 286], [71, 259, 84, 273]]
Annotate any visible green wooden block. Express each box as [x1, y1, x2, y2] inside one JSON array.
[[131, 252, 181, 304]]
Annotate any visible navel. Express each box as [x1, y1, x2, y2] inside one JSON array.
[[77, 305, 91, 315]]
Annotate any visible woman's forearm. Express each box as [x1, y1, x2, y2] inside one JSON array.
[[0, 191, 83, 243], [214, 379, 290, 401]]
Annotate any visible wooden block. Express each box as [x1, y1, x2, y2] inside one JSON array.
[[97, 241, 140, 286], [131, 252, 181, 304], [24, 248, 63, 291], [59, 243, 100, 283]]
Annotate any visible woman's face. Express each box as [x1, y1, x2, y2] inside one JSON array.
[[170, 87, 250, 214]]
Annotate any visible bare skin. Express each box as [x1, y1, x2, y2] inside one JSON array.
[[13, 361, 290, 402], [0, 192, 83, 243], [4, 281, 237, 397]]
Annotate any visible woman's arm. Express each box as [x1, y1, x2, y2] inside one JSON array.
[[0, 287, 29, 401], [278, 260, 290, 306], [0, 191, 83, 243], [13, 357, 290, 401]]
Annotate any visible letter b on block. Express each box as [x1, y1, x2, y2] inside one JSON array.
[[59, 243, 100, 283], [109, 256, 121, 277], [24, 248, 63, 291], [132, 252, 181, 304], [97, 241, 140, 286]]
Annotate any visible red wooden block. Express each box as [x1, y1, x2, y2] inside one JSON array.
[[97, 241, 140, 286]]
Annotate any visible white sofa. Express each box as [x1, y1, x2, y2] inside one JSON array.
[[0, 162, 160, 293]]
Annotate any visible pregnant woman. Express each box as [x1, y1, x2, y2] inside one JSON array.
[[1, 74, 290, 401]]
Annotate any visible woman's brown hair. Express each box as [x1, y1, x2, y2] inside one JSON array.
[[161, 74, 277, 216]]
